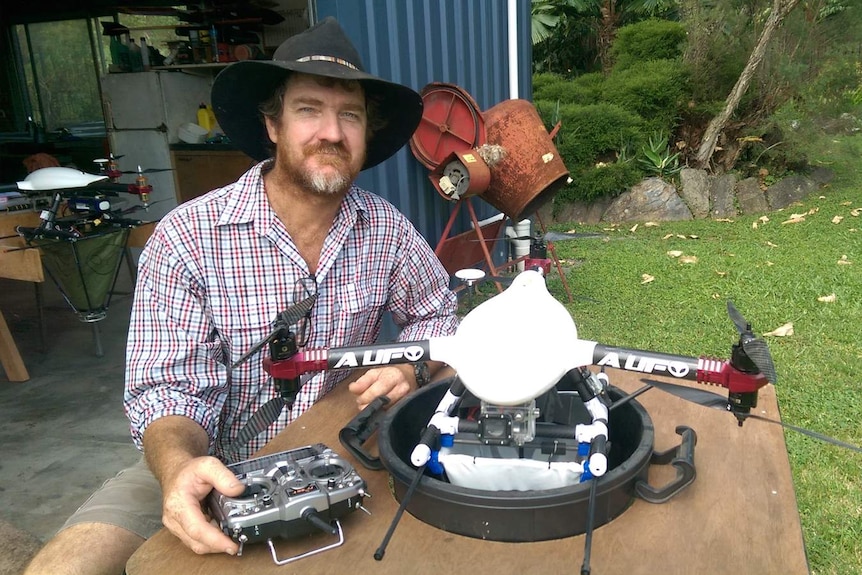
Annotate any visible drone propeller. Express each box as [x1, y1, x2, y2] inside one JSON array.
[[227, 294, 319, 455], [512, 230, 608, 242], [726, 301, 778, 384], [120, 168, 174, 175], [231, 294, 318, 370], [641, 378, 862, 454], [119, 199, 171, 215], [93, 155, 124, 163], [471, 230, 607, 243]]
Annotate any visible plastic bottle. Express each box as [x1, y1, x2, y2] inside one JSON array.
[[210, 25, 219, 63], [128, 38, 143, 72], [206, 104, 217, 134], [197, 103, 214, 135], [115, 35, 131, 72], [189, 29, 201, 64], [109, 36, 123, 71], [140, 37, 150, 70]]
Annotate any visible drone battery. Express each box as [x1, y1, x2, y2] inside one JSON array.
[[69, 196, 111, 213]]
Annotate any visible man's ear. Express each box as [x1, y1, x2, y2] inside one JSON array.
[[263, 115, 279, 144]]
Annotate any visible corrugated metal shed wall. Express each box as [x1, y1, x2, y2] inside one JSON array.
[[313, 0, 533, 248]]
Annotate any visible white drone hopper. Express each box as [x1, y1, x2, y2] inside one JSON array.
[[16, 167, 109, 191], [431, 270, 595, 405]]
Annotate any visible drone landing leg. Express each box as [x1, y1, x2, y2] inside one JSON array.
[[375, 426, 440, 561], [580, 477, 599, 575], [91, 323, 104, 358], [374, 461, 428, 561]]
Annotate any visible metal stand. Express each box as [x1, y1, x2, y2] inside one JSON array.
[[502, 210, 574, 303], [90, 322, 104, 358], [434, 197, 505, 293]]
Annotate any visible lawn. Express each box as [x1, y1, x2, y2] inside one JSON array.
[[545, 133, 862, 575]]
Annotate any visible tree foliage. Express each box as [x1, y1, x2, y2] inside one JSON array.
[[531, 0, 678, 74], [533, 0, 861, 180]]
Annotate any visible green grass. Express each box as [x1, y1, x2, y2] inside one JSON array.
[[542, 133, 862, 575]]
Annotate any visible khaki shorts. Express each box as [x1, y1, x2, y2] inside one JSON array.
[[61, 457, 163, 539]]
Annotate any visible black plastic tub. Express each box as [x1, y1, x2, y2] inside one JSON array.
[[377, 380, 655, 542]]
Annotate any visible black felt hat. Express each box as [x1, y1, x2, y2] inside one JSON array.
[[211, 17, 422, 170]]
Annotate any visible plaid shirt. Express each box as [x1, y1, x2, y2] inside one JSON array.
[[124, 161, 458, 461]]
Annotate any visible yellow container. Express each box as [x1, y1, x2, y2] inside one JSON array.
[[197, 104, 216, 136]]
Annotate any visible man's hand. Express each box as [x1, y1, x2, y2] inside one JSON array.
[[143, 415, 246, 556], [348, 365, 414, 410], [160, 456, 246, 555]]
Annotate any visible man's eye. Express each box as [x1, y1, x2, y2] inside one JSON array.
[[341, 111, 362, 121]]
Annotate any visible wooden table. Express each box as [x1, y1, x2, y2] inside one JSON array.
[[126, 368, 810, 575], [0, 211, 44, 382], [0, 214, 156, 381]]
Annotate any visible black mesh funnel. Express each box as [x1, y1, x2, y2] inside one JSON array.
[[32, 229, 129, 321]]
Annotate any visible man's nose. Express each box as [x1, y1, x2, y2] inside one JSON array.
[[316, 110, 345, 142]]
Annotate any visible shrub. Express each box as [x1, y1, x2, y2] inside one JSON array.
[[533, 71, 606, 106], [612, 19, 687, 70], [602, 59, 690, 134], [539, 102, 645, 169], [554, 161, 645, 208]]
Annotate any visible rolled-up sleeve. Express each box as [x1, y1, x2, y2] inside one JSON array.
[[123, 219, 229, 452]]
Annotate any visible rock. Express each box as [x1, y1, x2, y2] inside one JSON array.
[[766, 175, 817, 209], [545, 168, 829, 224], [546, 196, 613, 225], [679, 168, 710, 218], [710, 173, 737, 218], [602, 177, 693, 222], [821, 113, 861, 135], [809, 166, 834, 186], [736, 177, 769, 214]]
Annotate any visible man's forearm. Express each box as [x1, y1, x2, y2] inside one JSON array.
[[142, 415, 211, 487]]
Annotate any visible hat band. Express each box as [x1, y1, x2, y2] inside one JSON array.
[[295, 55, 360, 71]]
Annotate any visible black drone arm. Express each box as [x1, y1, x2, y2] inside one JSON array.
[[264, 340, 434, 380], [591, 343, 770, 419]]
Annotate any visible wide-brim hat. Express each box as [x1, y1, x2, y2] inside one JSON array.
[[211, 17, 422, 170]]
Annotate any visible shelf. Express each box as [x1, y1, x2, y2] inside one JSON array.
[[151, 63, 232, 70]]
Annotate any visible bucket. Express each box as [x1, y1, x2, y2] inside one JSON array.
[[481, 100, 569, 222], [377, 380, 655, 542]]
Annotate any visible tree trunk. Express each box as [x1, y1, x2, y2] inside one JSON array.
[[597, 0, 619, 74], [694, 0, 802, 169]]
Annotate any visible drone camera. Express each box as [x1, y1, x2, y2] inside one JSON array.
[[477, 414, 512, 445], [478, 402, 539, 446]]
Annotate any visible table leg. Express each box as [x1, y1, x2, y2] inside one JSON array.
[[0, 309, 29, 382]]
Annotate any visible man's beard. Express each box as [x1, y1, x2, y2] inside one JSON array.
[[307, 170, 350, 195], [287, 143, 362, 196]]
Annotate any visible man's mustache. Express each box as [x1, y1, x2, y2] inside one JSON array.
[[306, 144, 349, 159]]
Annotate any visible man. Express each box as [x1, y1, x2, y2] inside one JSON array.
[[25, 17, 457, 575]]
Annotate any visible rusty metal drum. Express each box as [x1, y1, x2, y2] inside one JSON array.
[[481, 99, 569, 221]]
